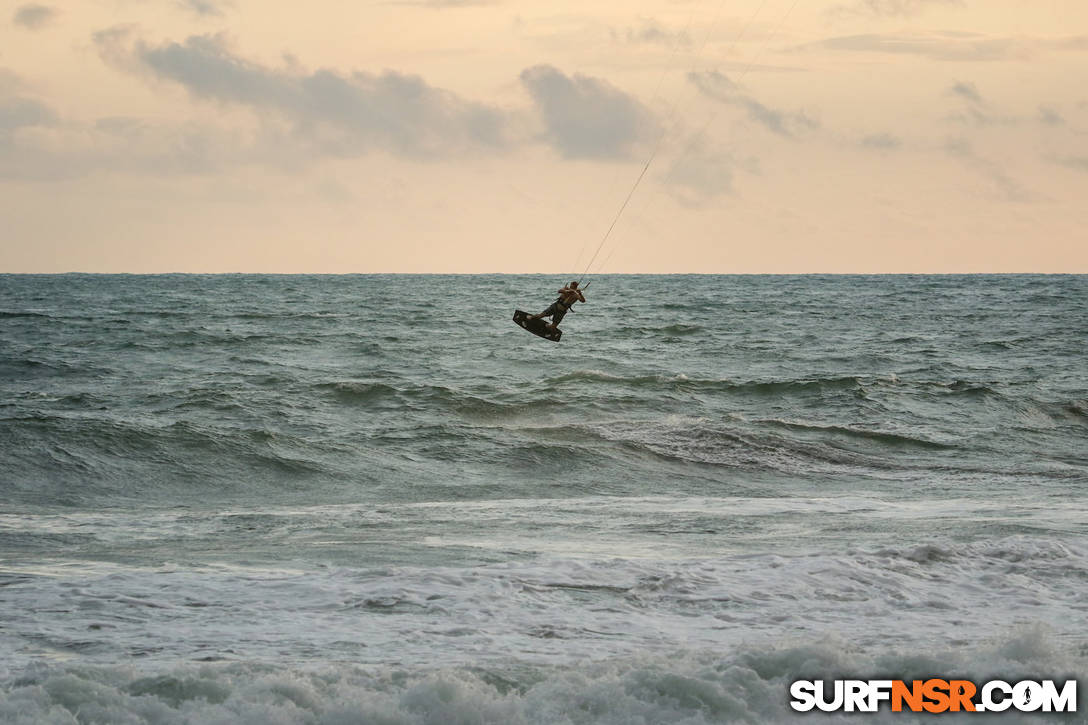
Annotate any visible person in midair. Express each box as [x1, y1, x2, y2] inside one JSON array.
[[530, 281, 586, 331]]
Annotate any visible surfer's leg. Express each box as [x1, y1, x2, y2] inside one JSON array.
[[542, 307, 565, 330], [531, 302, 558, 321]]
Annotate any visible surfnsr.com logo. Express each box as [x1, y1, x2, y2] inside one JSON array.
[[790, 679, 1077, 714]]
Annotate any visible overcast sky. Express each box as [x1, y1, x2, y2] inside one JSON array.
[[2, 0, 1086, 272]]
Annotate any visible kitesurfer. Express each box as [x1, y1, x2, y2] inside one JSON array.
[[530, 281, 586, 330]]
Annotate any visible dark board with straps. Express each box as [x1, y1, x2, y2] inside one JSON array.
[[512, 310, 562, 342]]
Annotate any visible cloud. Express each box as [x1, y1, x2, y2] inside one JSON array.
[[0, 70, 244, 181], [944, 81, 1013, 127], [178, 0, 230, 18], [688, 70, 818, 137], [664, 147, 737, 206], [0, 96, 55, 133], [0, 99, 283, 182], [519, 65, 658, 159], [94, 31, 662, 162], [1037, 106, 1064, 126], [0, 68, 25, 94], [828, 0, 963, 19], [12, 4, 56, 30], [95, 30, 513, 159], [0, 70, 56, 136], [615, 20, 691, 48], [383, 0, 498, 7], [949, 81, 982, 104], [1052, 155, 1088, 173], [805, 32, 1088, 62], [861, 133, 901, 149], [944, 136, 1038, 203], [93, 25, 143, 69]]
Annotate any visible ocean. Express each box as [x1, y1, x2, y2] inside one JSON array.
[[1, 273, 1085, 723]]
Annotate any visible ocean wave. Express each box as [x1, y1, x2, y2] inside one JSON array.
[[546, 370, 886, 397], [0, 310, 52, 319], [318, 380, 403, 403], [942, 380, 999, 396], [0, 357, 113, 379], [229, 311, 355, 320], [873, 537, 1085, 566], [1009, 399, 1088, 431], [1035, 400, 1088, 426], [576, 418, 927, 473], [0, 415, 334, 504], [547, 370, 690, 386], [113, 328, 330, 350], [318, 380, 570, 422], [319, 380, 489, 412], [611, 323, 705, 338], [0, 630, 1080, 725], [761, 420, 955, 450]]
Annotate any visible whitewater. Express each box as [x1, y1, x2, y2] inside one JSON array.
[[1, 274, 1085, 723]]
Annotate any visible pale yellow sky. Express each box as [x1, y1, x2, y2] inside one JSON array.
[[1, 0, 1087, 272]]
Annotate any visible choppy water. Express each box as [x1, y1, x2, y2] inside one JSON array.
[[1, 274, 1086, 723]]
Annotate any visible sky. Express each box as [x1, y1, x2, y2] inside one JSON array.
[[1, 0, 1086, 273]]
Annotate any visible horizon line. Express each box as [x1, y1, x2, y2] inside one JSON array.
[[1, 271, 1086, 277]]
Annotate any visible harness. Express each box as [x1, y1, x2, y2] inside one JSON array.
[[555, 294, 580, 313]]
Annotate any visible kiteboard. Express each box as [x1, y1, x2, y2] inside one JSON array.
[[513, 310, 562, 342]]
